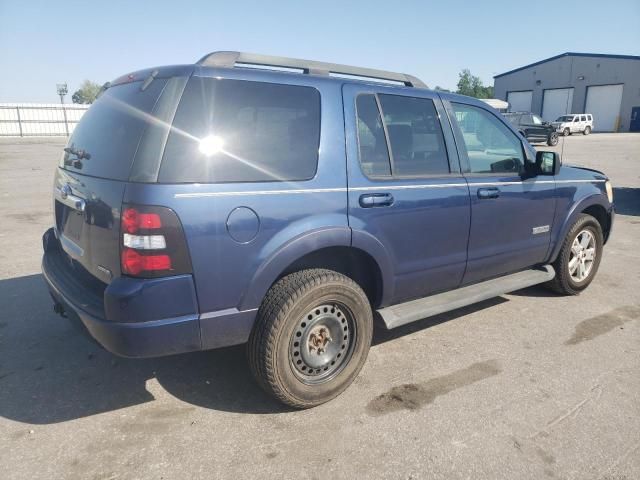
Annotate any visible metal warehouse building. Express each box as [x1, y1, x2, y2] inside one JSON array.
[[493, 52, 640, 132]]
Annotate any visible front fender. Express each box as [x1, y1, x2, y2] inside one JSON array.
[[549, 193, 611, 262], [239, 226, 351, 311]]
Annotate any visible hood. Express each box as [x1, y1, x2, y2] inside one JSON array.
[[562, 164, 608, 180]]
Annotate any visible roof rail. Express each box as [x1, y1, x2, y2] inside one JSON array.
[[196, 51, 427, 88]]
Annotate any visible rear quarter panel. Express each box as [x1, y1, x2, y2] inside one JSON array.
[[123, 70, 349, 317]]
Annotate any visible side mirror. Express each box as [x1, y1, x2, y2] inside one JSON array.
[[536, 151, 561, 176]]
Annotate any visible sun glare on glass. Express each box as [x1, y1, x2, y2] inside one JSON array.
[[198, 135, 224, 156]]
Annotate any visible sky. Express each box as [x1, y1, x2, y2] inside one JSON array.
[[1, 0, 639, 103]]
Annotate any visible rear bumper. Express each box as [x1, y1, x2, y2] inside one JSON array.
[[42, 228, 201, 358]]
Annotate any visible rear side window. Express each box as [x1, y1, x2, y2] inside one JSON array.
[[354, 93, 449, 177], [356, 95, 391, 176], [61, 79, 168, 180], [378, 94, 449, 176], [159, 78, 320, 183]]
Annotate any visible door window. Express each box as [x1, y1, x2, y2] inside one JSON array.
[[521, 114, 533, 124], [580, 115, 586, 121], [377, 94, 449, 176], [451, 103, 524, 174], [355, 95, 391, 176], [355, 94, 450, 177], [532, 115, 543, 125]]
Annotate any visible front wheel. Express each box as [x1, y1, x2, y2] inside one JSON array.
[[546, 214, 603, 295], [547, 132, 559, 146], [248, 269, 373, 408], [563, 127, 571, 136]]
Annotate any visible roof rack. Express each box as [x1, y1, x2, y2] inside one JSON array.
[[196, 51, 427, 88]]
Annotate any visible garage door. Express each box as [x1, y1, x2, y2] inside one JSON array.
[[585, 84, 624, 132], [542, 88, 574, 122], [507, 91, 532, 112]]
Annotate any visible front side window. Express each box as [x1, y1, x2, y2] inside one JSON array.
[[159, 78, 320, 183], [451, 103, 524, 174]]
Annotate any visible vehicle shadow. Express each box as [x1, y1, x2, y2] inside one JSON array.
[[0, 273, 525, 424], [0, 274, 288, 424], [613, 187, 640, 216]]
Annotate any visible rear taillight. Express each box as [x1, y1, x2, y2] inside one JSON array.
[[120, 205, 192, 278]]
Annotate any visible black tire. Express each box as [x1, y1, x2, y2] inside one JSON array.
[[547, 132, 559, 146], [583, 126, 591, 135], [247, 269, 373, 408], [546, 214, 603, 295], [563, 127, 571, 136]]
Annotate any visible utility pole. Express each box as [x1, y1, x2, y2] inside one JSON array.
[[56, 83, 68, 104]]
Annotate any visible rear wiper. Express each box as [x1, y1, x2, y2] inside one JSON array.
[[64, 146, 91, 160]]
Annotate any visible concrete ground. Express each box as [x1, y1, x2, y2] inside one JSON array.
[[0, 134, 638, 480]]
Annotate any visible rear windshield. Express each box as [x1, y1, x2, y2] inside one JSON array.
[[60, 79, 167, 180], [159, 77, 321, 183]]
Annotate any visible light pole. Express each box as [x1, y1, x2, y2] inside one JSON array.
[[56, 83, 68, 104]]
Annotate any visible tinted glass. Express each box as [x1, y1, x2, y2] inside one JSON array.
[[61, 79, 168, 180], [355, 94, 391, 176], [580, 115, 586, 121], [451, 103, 524, 174], [160, 78, 320, 183], [378, 94, 449, 176]]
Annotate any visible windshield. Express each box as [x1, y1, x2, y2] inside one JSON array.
[[555, 115, 573, 122]]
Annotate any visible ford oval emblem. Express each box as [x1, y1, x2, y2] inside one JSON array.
[[60, 184, 72, 200]]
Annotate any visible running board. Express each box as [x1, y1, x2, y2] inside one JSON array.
[[378, 265, 555, 330]]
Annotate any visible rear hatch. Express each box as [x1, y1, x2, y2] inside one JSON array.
[[53, 67, 189, 284]]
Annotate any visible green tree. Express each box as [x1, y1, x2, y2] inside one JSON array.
[[72, 80, 102, 104], [456, 69, 493, 99]]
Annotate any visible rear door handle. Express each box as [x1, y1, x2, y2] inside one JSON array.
[[477, 187, 500, 199], [359, 193, 394, 208]]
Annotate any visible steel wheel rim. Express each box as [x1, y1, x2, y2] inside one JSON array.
[[568, 229, 596, 282], [289, 303, 355, 385]]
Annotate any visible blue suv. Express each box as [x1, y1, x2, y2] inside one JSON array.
[[42, 52, 614, 408]]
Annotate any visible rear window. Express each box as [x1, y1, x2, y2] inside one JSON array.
[[60, 79, 168, 180], [159, 77, 321, 183]]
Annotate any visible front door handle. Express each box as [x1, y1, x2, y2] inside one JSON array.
[[477, 187, 500, 199], [359, 193, 394, 208]]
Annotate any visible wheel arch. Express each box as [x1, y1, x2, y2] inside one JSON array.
[[549, 195, 612, 262], [239, 228, 391, 311]]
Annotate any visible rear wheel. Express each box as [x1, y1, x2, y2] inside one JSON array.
[[583, 126, 591, 135], [248, 269, 373, 408], [547, 132, 559, 146], [546, 214, 603, 295], [563, 127, 571, 136]]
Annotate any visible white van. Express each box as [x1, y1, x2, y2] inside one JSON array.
[[552, 114, 594, 136]]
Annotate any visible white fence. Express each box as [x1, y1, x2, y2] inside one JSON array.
[[0, 103, 90, 136]]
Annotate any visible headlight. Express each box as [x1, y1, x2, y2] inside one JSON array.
[[605, 181, 613, 203]]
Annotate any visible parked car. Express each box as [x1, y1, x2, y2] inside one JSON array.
[[552, 114, 594, 136], [503, 112, 559, 146], [42, 52, 615, 408]]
